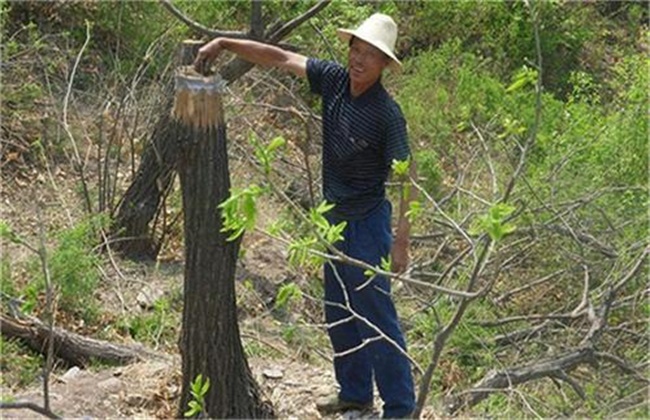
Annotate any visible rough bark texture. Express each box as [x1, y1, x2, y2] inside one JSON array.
[[175, 113, 272, 417], [0, 314, 162, 366]]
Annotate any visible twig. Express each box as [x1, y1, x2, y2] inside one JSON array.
[[36, 201, 55, 413], [159, 0, 248, 39], [267, 1, 331, 42], [62, 20, 93, 215], [0, 402, 61, 419], [414, 239, 494, 417], [495, 269, 566, 304], [471, 121, 498, 199], [595, 351, 650, 384]]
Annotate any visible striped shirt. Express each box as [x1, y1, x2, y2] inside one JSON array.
[[306, 58, 410, 220]]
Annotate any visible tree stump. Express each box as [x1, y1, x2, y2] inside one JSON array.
[[173, 58, 272, 418]]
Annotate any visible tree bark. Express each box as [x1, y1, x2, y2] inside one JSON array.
[[174, 87, 272, 417], [0, 314, 163, 366]]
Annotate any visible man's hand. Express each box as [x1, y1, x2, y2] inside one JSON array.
[[391, 239, 409, 274], [194, 38, 223, 74]]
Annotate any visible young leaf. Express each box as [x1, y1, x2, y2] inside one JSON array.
[[392, 159, 410, 177]]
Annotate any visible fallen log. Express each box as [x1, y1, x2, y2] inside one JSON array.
[[0, 314, 166, 366]]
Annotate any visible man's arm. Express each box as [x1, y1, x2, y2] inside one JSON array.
[[391, 159, 418, 274], [194, 38, 307, 78]]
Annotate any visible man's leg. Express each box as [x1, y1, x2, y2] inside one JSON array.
[[324, 259, 373, 406], [346, 202, 416, 418]]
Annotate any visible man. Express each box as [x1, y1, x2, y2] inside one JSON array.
[[195, 13, 417, 418]]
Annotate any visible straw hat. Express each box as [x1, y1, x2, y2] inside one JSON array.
[[337, 13, 401, 71]]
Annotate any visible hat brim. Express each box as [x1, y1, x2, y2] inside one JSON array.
[[337, 28, 402, 72]]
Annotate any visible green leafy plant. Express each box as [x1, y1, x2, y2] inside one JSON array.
[[219, 184, 265, 241], [471, 203, 517, 242], [364, 255, 392, 278], [274, 282, 302, 311], [288, 201, 347, 267], [184, 373, 210, 418]]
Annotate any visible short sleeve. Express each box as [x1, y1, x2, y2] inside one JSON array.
[[384, 102, 411, 167], [306, 58, 344, 97]]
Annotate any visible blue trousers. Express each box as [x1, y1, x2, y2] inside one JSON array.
[[324, 200, 415, 418]]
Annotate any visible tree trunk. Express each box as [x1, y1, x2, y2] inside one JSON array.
[[174, 73, 272, 418]]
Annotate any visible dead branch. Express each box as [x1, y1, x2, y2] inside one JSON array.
[[594, 351, 650, 384], [447, 346, 597, 414], [493, 320, 551, 346], [250, 0, 264, 38], [0, 314, 166, 367], [267, 1, 331, 42], [0, 401, 61, 419], [495, 269, 565, 304], [159, 0, 248, 39]]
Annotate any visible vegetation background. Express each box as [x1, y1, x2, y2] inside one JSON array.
[[1, 0, 647, 418]]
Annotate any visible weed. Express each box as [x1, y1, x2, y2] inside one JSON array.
[[0, 337, 42, 391]]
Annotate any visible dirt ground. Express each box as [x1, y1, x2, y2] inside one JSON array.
[[3, 357, 438, 419]]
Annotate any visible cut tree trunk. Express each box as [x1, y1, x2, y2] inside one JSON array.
[[174, 62, 272, 418], [110, 46, 256, 261], [0, 314, 163, 367]]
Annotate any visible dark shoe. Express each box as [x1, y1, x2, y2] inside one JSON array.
[[316, 395, 373, 414]]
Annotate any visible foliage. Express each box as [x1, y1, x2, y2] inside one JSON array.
[[287, 201, 347, 268], [0, 337, 42, 391], [274, 282, 302, 312], [471, 203, 517, 242], [184, 373, 210, 418], [115, 297, 180, 350]]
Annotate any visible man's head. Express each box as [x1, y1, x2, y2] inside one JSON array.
[[347, 36, 391, 88], [337, 13, 401, 72]]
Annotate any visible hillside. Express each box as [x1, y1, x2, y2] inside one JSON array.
[[1, 1, 648, 418]]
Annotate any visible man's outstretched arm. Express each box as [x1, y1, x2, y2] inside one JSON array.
[[194, 38, 308, 78]]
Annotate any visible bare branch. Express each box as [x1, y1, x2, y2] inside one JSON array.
[[0, 402, 61, 419], [595, 351, 650, 384], [471, 121, 498, 199], [551, 370, 586, 400], [267, 0, 331, 42], [447, 347, 597, 414], [62, 20, 93, 215], [159, 0, 248, 39], [36, 201, 55, 413], [250, 0, 264, 38]]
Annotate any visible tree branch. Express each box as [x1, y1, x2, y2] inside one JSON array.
[[267, 0, 331, 42], [447, 347, 597, 414], [249, 0, 264, 39], [0, 402, 61, 419], [159, 0, 248, 39]]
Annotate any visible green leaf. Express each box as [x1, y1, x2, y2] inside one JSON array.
[[275, 282, 301, 310], [392, 159, 410, 177], [380, 255, 392, 272], [200, 377, 210, 396], [184, 401, 201, 417], [406, 200, 423, 224], [267, 136, 286, 153]]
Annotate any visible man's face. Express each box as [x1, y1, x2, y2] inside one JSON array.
[[348, 37, 390, 87]]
